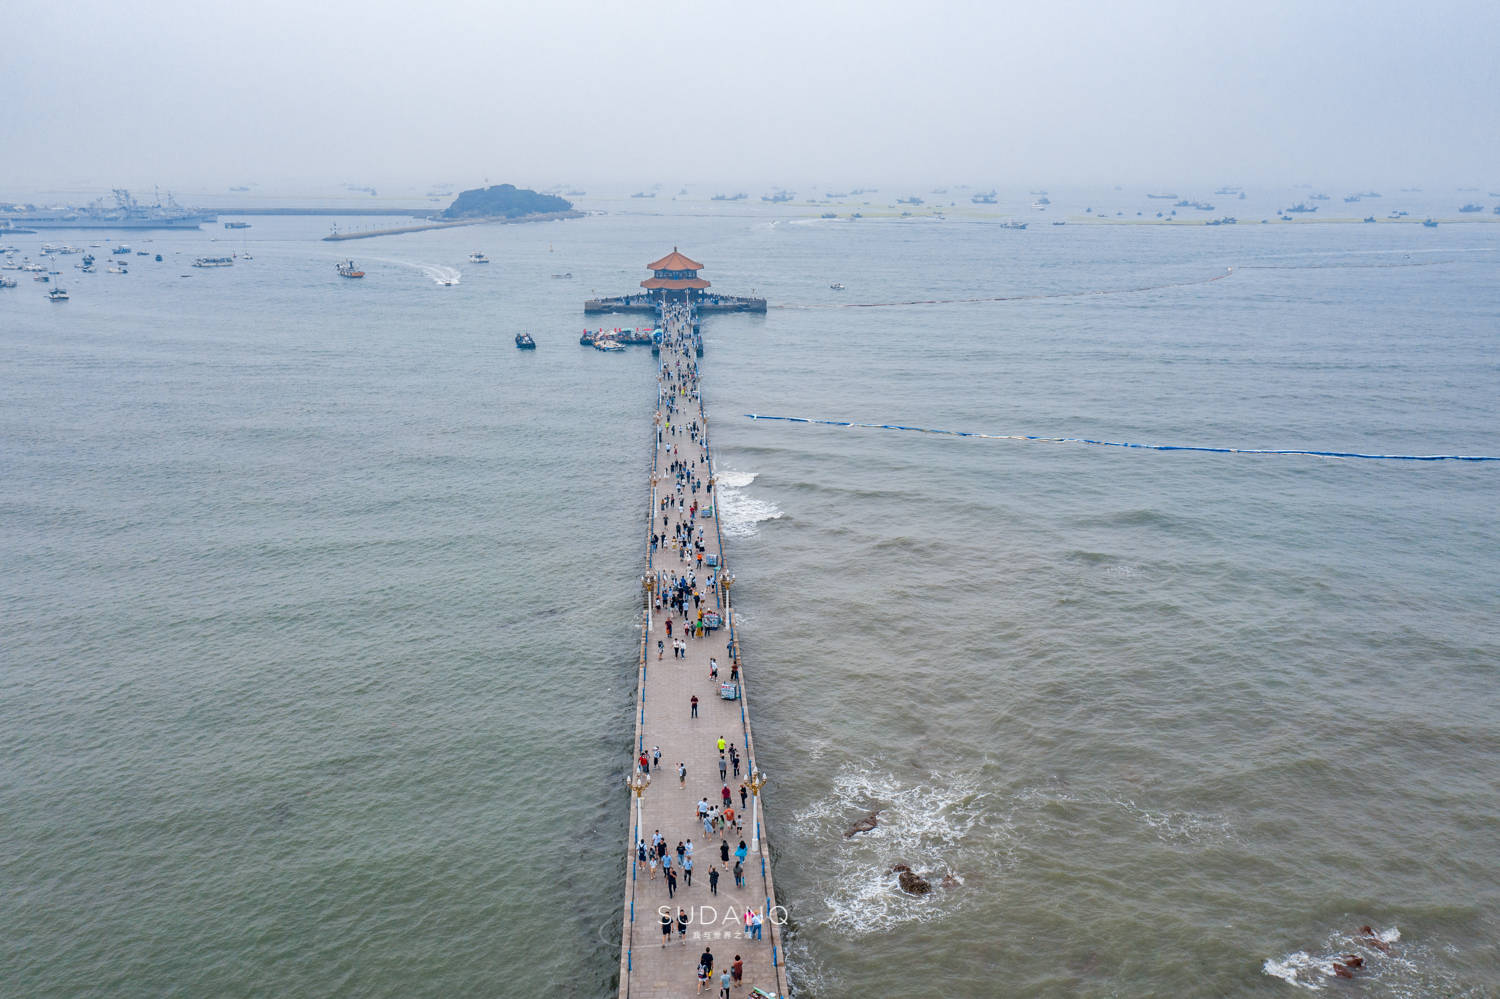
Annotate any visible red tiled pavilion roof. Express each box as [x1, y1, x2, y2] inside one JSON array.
[[641, 276, 711, 290], [647, 248, 704, 272]]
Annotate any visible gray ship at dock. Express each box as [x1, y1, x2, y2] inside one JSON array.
[[0, 189, 215, 230]]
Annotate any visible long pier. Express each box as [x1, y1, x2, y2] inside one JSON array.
[[619, 302, 786, 997]]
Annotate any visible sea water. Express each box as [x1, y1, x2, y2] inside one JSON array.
[[2, 201, 1497, 997]]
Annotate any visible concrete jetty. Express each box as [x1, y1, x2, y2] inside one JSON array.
[[319, 209, 583, 241], [618, 303, 786, 997]]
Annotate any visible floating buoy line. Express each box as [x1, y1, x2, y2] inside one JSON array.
[[773, 268, 1235, 309], [742, 415, 1499, 463]]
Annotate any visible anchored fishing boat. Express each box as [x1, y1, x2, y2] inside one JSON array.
[[336, 260, 364, 278], [515, 333, 536, 349]]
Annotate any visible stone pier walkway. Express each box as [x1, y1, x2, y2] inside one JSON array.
[[617, 307, 786, 998]]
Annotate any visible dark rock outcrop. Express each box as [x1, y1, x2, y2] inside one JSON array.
[[844, 810, 880, 837], [897, 870, 932, 895]]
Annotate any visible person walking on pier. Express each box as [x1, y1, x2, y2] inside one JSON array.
[[683, 854, 693, 886], [708, 866, 720, 895], [666, 865, 677, 899], [679, 761, 687, 787], [690, 695, 698, 718], [661, 910, 672, 947], [677, 907, 689, 944], [733, 859, 744, 888], [720, 839, 730, 868]]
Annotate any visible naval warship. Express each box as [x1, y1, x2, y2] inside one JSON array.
[[0, 189, 215, 230]]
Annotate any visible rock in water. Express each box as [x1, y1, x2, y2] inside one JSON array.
[[940, 874, 961, 889], [890, 863, 911, 874], [898, 870, 932, 895], [844, 810, 880, 837]]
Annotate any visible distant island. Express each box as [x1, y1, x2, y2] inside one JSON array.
[[442, 184, 572, 220], [322, 184, 581, 241]]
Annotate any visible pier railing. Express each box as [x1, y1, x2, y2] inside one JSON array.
[[619, 307, 785, 997]]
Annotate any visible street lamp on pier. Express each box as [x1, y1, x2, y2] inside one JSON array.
[[747, 769, 769, 852], [626, 769, 651, 847]]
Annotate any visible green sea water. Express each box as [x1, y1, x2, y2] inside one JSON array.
[[3, 197, 1498, 997]]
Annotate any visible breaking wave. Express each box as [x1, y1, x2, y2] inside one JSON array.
[[1263, 926, 1403, 991], [788, 768, 990, 936], [715, 468, 783, 538]]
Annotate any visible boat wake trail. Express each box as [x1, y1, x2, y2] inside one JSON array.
[[354, 256, 462, 285], [773, 267, 1234, 309], [418, 264, 461, 286]]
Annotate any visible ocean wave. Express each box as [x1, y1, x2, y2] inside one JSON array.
[[787, 768, 991, 937], [1263, 926, 1405, 992], [715, 469, 758, 489], [1112, 798, 1235, 845], [1262, 951, 1331, 990], [715, 468, 782, 538], [1009, 782, 1237, 847]]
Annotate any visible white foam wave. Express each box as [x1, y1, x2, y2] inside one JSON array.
[[787, 768, 991, 936], [715, 469, 757, 489], [1263, 926, 1405, 992], [1112, 798, 1236, 845], [1262, 952, 1329, 990], [715, 468, 782, 538], [1009, 783, 1235, 847]]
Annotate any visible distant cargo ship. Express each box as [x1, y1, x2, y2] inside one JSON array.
[[1, 189, 213, 230], [224, 221, 251, 229], [1146, 193, 1178, 199]]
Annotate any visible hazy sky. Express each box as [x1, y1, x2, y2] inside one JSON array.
[[3, 0, 1497, 195]]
